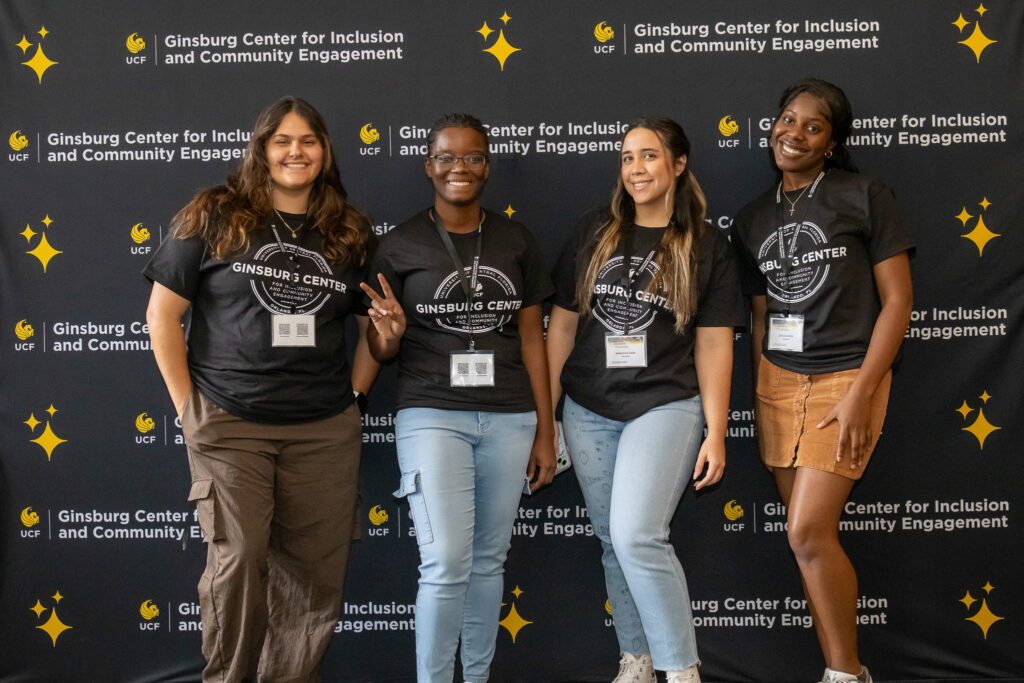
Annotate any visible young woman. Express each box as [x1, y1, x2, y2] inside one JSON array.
[[547, 117, 743, 683], [145, 97, 376, 682], [731, 79, 914, 683], [361, 113, 556, 683]]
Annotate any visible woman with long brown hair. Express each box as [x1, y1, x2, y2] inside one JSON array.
[[547, 117, 743, 683], [144, 96, 376, 682]]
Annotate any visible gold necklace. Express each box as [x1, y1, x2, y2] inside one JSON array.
[[273, 208, 304, 238], [782, 185, 810, 216]]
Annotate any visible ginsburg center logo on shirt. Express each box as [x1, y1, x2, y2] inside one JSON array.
[[428, 266, 520, 334], [592, 255, 666, 334], [756, 221, 845, 304], [243, 242, 341, 315]]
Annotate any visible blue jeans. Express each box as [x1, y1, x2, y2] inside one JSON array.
[[562, 395, 704, 671], [394, 408, 536, 683]]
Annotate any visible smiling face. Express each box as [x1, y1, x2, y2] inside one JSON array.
[[620, 127, 685, 224], [771, 92, 835, 188], [265, 111, 324, 207], [425, 127, 490, 210]]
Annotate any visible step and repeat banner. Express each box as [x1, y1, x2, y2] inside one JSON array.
[[2, 1, 1021, 681]]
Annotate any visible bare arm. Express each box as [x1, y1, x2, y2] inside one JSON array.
[[146, 282, 192, 417], [693, 326, 734, 489], [520, 304, 557, 491], [818, 252, 913, 466], [545, 305, 579, 413], [360, 273, 406, 362], [350, 315, 380, 395]]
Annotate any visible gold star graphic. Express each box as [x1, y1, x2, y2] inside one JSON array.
[[959, 23, 997, 63], [38, 26, 49, 39], [955, 401, 973, 419], [25, 413, 41, 431], [955, 207, 973, 226], [975, 3, 987, 16], [477, 22, 494, 41], [962, 407, 1000, 449], [483, 30, 521, 71], [46, 404, 58, 416], [966, 599, 1003, 639], [982, 581, 994, 593], [511, 585, 523, 598], [42, 214, 53, 228], [504, 205, 516, 218], [37, 608, 72, 646], [979, 391, 991, 403], [17, 35, 33, 53], [959, 591, 976, 610], [23, 45, 59, 84], [52, 590, 64, 603], [31, 422, 68, 461], [962, 215, 999, 256], [30, 600, 47, 618], [27, 234, 63, 272], [21, 224, 37, 242], [500, 12, 511, 24], [978, 197, 991, 210], [498, 602, 532, 643]]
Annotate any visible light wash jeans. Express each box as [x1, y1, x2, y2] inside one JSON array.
[[562, 394, 704, 671], [394, 408, 536, 683]]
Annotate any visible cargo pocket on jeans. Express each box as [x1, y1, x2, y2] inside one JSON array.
[[393, 470, 433, 545], [187, 478, 220, 542]]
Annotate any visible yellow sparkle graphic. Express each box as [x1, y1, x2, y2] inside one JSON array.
[[37, 608, 72, 646], [955, 401, 973, 419], [955, 207, 973, 225], [23, 44, 59, 84], [483, 30, 521, 71], [46, 404, 58, 416], [498, 603, 532, 643], [31, 422, 68, 461], [962, 407, 1000, 449], [25, 413, 41, 431], [52, 590, 64, 603], [959, 22, 996, 63], [20, 224, 37, 241], [38, 26, 50, 39], [975, 3, 987, 16], [952, 14, 969, 32], [477, 22, 494, 40], [959, 591, 977, 609], [504, 205, 516, 218], [966, 599, 1003, 639], [30, 600, 47, 618], [511, 585, 523, 598], [500, 12, 511, 24], [962, 215, 999, 256], [982, 581, 994, 593], [27, 234, 63, 272], [17, 35, 32, 53], [978, 197, 991, 211], [979, 391, 991, 403], [42, 214, 53, 228]]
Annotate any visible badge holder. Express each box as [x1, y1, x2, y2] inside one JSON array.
[[272, 313, 316, 347], [450, 348, 495, 387], [605, 332, 648, 368], [767, 314, 804, 352]]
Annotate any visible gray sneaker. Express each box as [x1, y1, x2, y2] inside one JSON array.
[[612, 652, 656, 683], [822, 667, 873, 683]]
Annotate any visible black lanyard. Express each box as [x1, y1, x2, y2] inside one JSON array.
[[269, 225, 302, 314], [615, 226, 657, 334], [433, 210, 484, 349], [773, 171, 825, 313]]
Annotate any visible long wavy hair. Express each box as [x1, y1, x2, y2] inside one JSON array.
[[577, 117, 706, 332], [773, 77, 858, 175], [171, 96, 370, 265]]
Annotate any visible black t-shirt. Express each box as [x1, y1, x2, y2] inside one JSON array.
[[732, 169, 914, 374], [553, 209, 744, 421], [143, 213, 371, 423], [369, 209, 554, 412]]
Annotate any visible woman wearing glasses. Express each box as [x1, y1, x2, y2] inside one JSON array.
[[361, 113, 556, 683]]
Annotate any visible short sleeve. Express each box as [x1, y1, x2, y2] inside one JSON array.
[[730, 205, 768, 297], [866, 180, 915, 264], [695, 229, 746, 329], [364, 237, 404, 309], [517, 226, 555, 307], [551, 210, 605, 311], [142, 233, 206, 301]]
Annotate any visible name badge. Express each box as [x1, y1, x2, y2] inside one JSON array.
[[767, 314, 804, 352], [272, 313, 316, 347], [450, 349, 495, 387], [605, 333, 647, 368]]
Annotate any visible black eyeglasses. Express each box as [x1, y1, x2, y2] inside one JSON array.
[[428, 153, 488, 170]]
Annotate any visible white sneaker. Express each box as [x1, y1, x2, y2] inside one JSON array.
[[612, 652, 656, 683], [823, 667, 872, 683], [666, 665, 701, 683]]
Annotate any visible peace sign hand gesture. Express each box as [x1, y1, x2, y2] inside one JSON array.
[[360, 273, 406, 343]]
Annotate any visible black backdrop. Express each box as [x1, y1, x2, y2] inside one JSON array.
[[2, 2, 1021, 681]]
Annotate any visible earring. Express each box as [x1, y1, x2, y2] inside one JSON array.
[[825, 149, 833, 159]]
